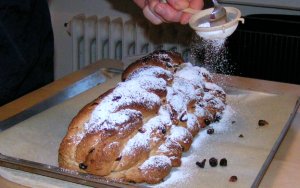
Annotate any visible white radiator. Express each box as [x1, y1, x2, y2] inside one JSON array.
[[66, 14, 192, 70]]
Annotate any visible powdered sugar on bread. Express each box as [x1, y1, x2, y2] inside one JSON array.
[[58, 50, 227, 184]]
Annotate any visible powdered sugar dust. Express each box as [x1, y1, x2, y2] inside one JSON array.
[[189, 34, 235, 84]]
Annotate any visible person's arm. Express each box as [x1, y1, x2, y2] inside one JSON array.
[[133, 0, 204, 25]]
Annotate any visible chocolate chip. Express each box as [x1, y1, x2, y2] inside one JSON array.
[[258, 120, 269, 126], [112, 96, 121, 101], [204, 119, 211, 126], [166, 62, 173, 68], [196, 159, 206, 168], [79, 163, 87, 170], [220, 158, 227, 166], [157, 126, 166, 134], [161, 57, 171, 63], [138, 128, 146, 133], [209, 157, 218, 167], [179, 112, 188, 122], [115, 156, 122, 161], [207, 128, 214, 135], [229, 175, 238, 182], [239, 134, 244, 138], [231, 121, 236, 124], [214, 115, 221, 122]]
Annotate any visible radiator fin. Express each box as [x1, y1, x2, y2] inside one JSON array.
[[68, 15, 192, 69]]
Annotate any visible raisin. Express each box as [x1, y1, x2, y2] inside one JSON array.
[[207, 128, 214, 135], [158, 126, 166, 134], [229, 176, 238, 182], [214, 115, 221, 122], [220, 158, 227, 166], [239, 134, 244, 138], [165, 62, 173, 68], [115, 156, 122, 161], [138, 128, 146, 133], [231, 121, 236, 124], [209, 157, 218, 167], [161, 56, 170, 62], [179, 112, 188, 122], [258, 120, 269, 126], [79, 163, 88, 170], [196, 159, 206, 168], [204, 119, 211, 126], [112, 96, 121, 101]]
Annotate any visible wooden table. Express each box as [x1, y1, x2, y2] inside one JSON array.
[[1, 60, 300, 187]]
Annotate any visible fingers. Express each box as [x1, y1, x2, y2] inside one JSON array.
[[143, 5, 164, 25], [154, 3, 183, 23], [143, 0, 183, 25], [189, 0, 204, 10], [143, 0, 164, 25], [180, 0, 204, 24], [132, 0, 147, 9], [135, 0, 205, 25], [155, 0, 190, 24], [166, 0, 189, 10]]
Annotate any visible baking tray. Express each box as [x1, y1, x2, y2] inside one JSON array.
[[0, 72, 299, 188]]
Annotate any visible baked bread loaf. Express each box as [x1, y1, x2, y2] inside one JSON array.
[[58, 50, 226, 184]]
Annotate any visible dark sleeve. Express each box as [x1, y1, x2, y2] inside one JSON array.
[[0, 0, 54, 106]]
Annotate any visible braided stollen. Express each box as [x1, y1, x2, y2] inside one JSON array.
[[58, 50, 226, 184]]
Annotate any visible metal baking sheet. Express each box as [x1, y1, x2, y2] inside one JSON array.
[[0, 74, 299, 188], [0, 71, 106, 131]]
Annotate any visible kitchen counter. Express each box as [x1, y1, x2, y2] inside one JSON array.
[[1, 60, 300, 187]]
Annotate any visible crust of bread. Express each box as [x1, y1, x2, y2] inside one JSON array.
[[58, 50, 226, 184]]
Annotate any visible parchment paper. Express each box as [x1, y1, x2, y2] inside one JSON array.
[[0, 79, 298, 188]]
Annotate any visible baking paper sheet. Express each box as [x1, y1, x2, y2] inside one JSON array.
[[0, 79, 298, 188]]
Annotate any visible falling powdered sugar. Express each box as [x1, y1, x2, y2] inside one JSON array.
[[190, 34, 235, 78]]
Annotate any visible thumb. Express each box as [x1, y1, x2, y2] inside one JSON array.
[[164, 0, 189, 10]]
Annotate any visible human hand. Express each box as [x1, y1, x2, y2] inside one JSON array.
[[133, 0, 204, 25]]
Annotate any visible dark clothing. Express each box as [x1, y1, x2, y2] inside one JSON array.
[[0, 0, 54, 106]]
